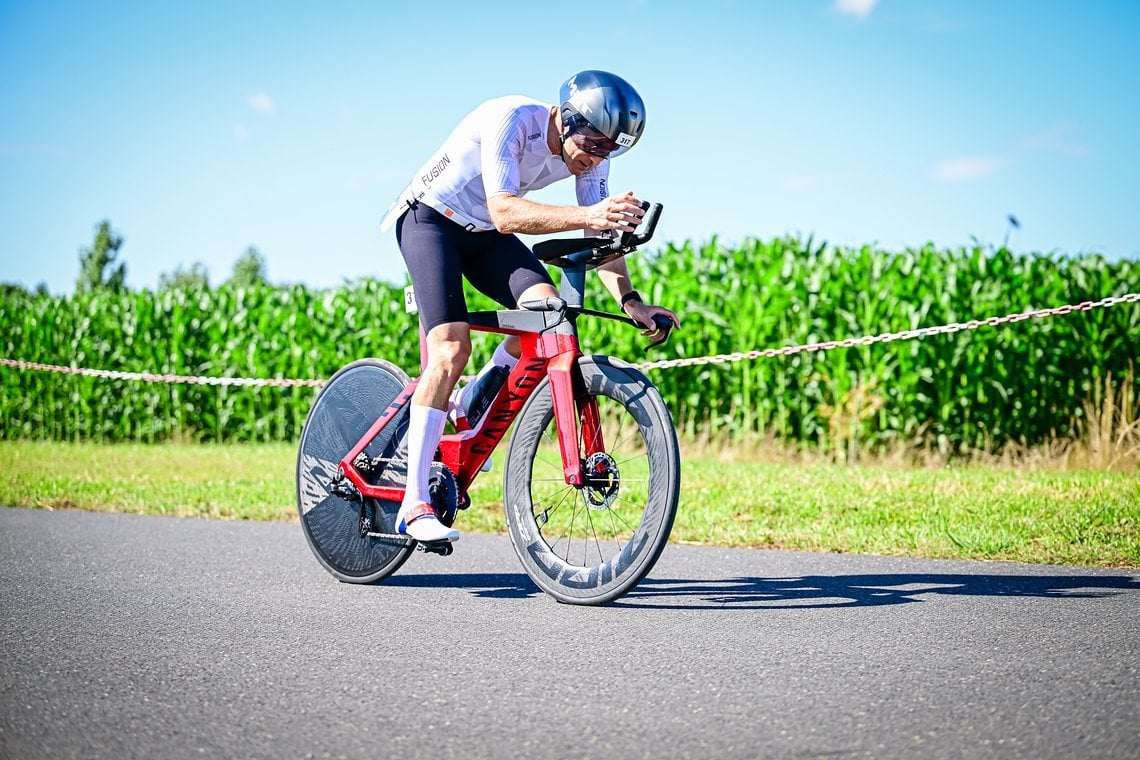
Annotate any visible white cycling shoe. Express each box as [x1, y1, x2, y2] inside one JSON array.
[[396, 503, 460, 543]]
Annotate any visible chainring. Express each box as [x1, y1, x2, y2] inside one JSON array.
[[429, 462, 459, 527]]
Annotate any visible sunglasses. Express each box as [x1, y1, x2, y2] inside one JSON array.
[[564, 114, 621, 158]]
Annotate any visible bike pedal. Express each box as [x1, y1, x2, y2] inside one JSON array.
[[415, 540, 455, 557]]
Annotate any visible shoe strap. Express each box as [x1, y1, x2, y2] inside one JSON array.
[[404, 502, 439, 525]]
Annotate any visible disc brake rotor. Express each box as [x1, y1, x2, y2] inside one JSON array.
[[582, 452, 620, 509]]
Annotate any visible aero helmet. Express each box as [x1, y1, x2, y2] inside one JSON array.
[[559, 70, 645, 159]]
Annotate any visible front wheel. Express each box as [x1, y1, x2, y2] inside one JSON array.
[[503, 356, 680, 605]]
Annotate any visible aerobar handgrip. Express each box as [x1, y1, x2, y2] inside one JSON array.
[[632, 202, 662, 247], [610, 201, 663, 253], [531, 200, 664, 269], [614, 201, 647, 250]]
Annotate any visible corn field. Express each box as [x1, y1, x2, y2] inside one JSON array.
[[2, 238, 1137, 453], [589, 238, 1139, 455]]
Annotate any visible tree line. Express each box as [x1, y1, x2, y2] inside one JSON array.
[[3, 220, 269, 297]]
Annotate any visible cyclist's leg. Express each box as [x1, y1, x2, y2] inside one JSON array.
[[498, 282, 558, 359], [462, 233, 557, 366], [398, 323, 465, 542], [413, 321, 471, 409], [395, 205, 475, 542]]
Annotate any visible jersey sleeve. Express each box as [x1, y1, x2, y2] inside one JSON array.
[[480, 105, 527, 199], [575, 161, 610, 207]]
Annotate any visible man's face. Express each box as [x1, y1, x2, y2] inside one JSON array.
[[560, 113, 618, 175], [562, 137, 607, 175]]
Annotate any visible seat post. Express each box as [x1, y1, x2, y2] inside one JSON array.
[[558, 255, 589, 308]]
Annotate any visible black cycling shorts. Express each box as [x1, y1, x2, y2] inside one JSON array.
[[396, 203, 554, 333]]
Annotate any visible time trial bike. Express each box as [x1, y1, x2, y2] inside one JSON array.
[[296, 202, 679, 605]]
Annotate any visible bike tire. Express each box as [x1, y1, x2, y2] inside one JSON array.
[[503, 355, 680, 605], [296, 358, 414, 583]]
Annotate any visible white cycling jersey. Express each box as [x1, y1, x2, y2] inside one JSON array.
[[382, 96, 609, 232]]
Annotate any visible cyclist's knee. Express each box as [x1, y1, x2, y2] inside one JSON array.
[[501, 335, 522, 359], [432, 342, 470, 375], [517, 283, 558, 304], [425, 323, 472, 375]]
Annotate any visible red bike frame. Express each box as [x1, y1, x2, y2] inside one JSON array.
[[335, 201, 664, 507], [335, 311, 604, 504]]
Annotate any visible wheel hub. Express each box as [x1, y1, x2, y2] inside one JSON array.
[[582, 452, 620, 509]]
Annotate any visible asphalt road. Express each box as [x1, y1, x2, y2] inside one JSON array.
[[1, 506, 1137, 759]]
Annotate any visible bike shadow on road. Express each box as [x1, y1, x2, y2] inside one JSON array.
[[613, 572, 1140, 610], [381, 570, 1140, 608], [385, 572, 542, 599]]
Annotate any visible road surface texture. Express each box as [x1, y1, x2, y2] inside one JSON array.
[[1, 506, 1137, 759]]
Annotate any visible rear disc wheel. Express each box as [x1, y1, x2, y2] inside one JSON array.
[[296, 358, 413, 583]]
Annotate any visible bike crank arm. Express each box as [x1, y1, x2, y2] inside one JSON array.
[[361, 530, 454, 556]]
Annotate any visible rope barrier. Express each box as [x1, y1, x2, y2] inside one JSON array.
[[632, 292, 1140, 371], [3, 293, 1137, 387]]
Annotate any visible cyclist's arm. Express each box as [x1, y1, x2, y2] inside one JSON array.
[[487, 194, 590, 235], [596, 257, 637, 305], [597, 258, 679, 333], [487, 194, 642, 235]]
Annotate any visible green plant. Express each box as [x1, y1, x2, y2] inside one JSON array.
[[2, 239, 1137, 451]]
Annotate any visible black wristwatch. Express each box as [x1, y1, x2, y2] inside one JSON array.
[[620, 290, 643, 314]]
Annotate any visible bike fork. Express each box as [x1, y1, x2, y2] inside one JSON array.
[[544, 348, 605, 487]]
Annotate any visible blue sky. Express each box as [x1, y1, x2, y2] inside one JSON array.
[[2, 0, 1137, 294]]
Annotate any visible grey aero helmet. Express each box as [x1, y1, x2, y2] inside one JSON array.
[[559, 70, 645, 159]]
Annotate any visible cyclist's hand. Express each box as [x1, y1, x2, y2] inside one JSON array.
[[584, 191, 645, 233], [626, 302, 680, 342]]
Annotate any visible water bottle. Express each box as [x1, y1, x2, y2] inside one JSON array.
[[462, 365, 509, 428]]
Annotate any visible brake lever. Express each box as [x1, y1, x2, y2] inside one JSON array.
[[644, 314, 676, 352]]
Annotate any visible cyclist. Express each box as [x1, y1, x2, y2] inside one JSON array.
[[380, 70, 679, 544]]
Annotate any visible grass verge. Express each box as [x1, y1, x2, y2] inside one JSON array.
[[2, 441, 1136, 567]]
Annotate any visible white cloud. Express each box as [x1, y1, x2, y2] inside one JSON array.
[[836, 0, 879, 20], [932, 122, 1087, 184], [247, 93, 276, 115], [932, 155, 1006, 183], [1018, 122, 1088, 158]]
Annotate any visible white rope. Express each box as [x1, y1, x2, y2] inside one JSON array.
[[632, 293, 1140, 371], [3, 293, 1137, 386]]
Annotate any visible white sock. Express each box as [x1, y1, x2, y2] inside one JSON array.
[[401, 404, 446, 512], [458, 340, 519, 412]]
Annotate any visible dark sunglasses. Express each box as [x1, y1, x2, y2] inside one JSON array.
[[565, 114, 620, 158]]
